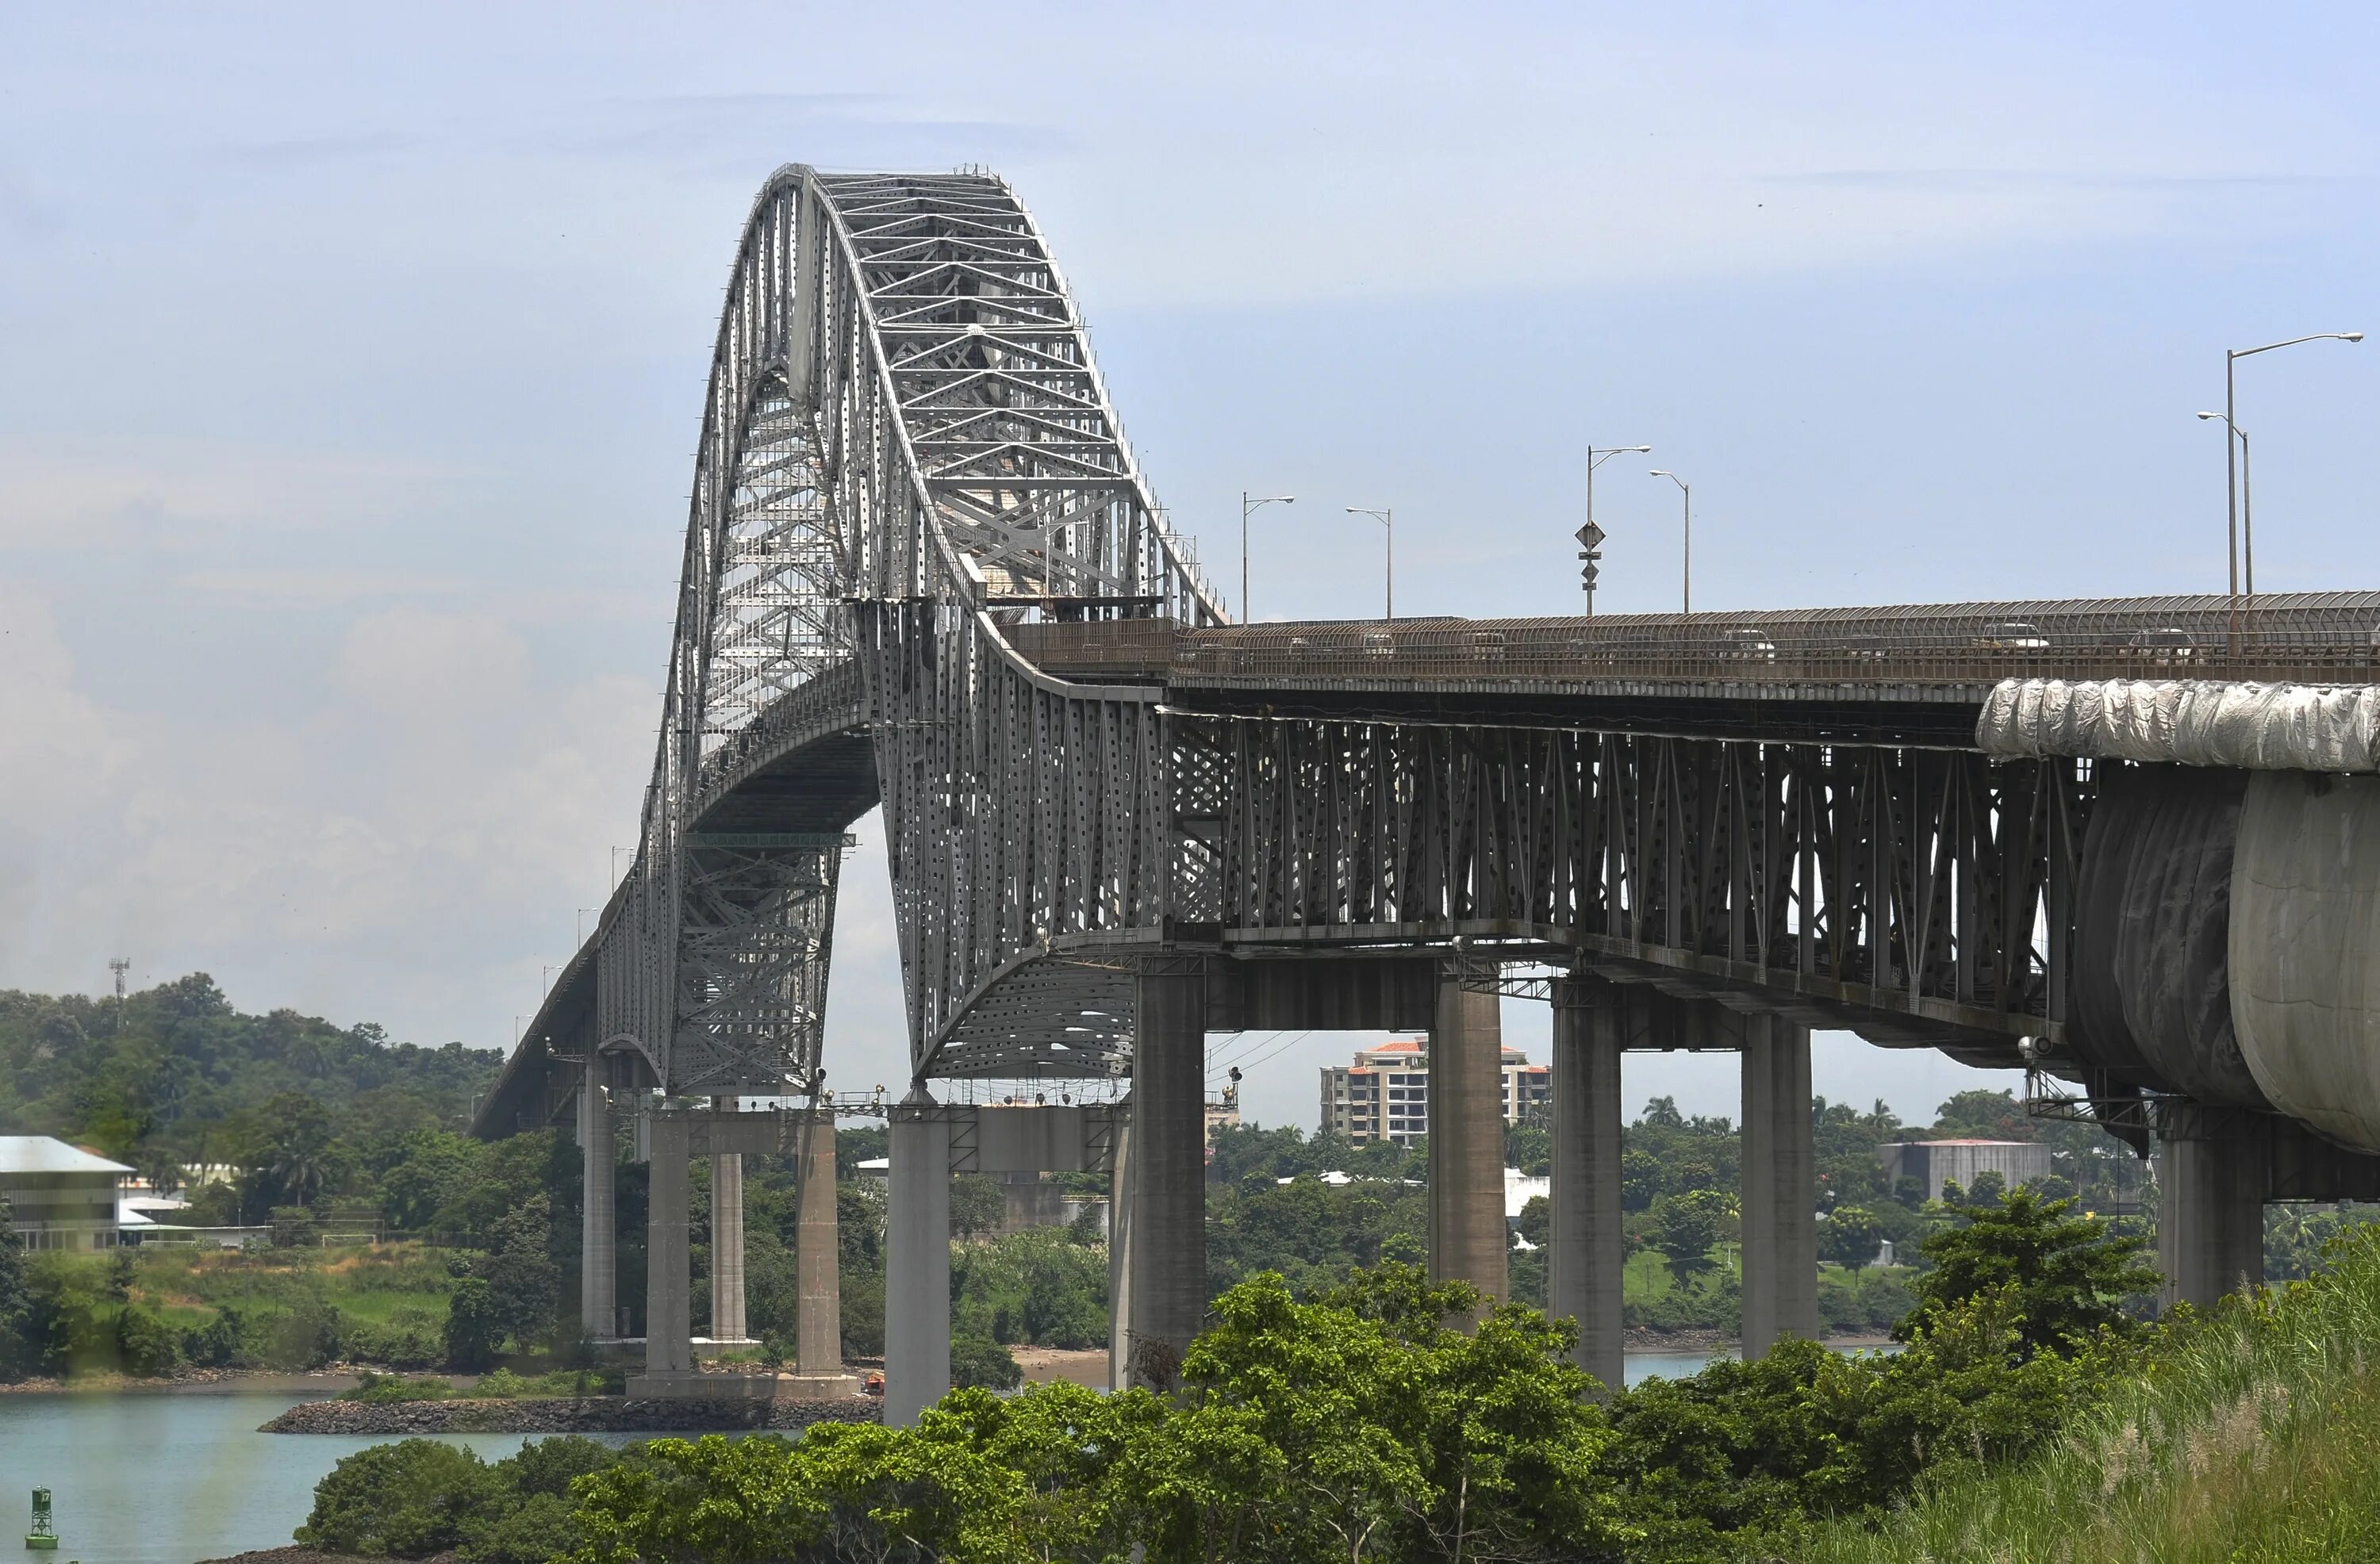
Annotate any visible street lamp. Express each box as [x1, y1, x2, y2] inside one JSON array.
[[2223, 333, 2362, 605], [1583, 445, 1652, 615], [1648, 471, 1691, 614], [1241, 493, 1296, 623], [1345, 507, 1394, 620], [2197, 412, 2255, 596]]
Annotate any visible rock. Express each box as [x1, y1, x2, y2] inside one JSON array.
[[259, 1395, 881, 1436]]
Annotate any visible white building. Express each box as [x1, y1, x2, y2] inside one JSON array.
[[1319, 1039, 1552, 1146], [0, 1137, 132, 1252]]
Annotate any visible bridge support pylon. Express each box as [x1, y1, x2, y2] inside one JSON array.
[[1430, 972, 1510, 1306], [577, 1075, 617, 1340], [1128, 960, 1208, 1386], [1549, 977, 1626, 1393], [2157, 1118, 2267, 1309], [796, 1114, 841, 1377], [711, 1096, 750, 1346], [886, 1092, 953, 1426], [1741, 1015, 1820, 1357]]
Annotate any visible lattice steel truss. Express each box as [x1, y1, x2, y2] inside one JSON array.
[[593, 166, 1222, 1091]]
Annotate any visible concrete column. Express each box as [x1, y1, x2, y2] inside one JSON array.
[[710, 1095, 747, 1344], [796, 1113, 841, 1375], [643, 1114, 693, 1374], [1430, 972, 1510, 1304], [1741, 1014, 1819, 1357], [1129, 961, 1207, 1386], [2157, 1131, 2266, 1309], [1549, 978, 1624, 1392], [886, 1094, 951, 1427], [577, 1075, 616, 1340], [1107, 1108, 1136, 1393]]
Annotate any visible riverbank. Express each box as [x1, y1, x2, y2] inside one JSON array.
[[262, 1394, 879, 1435], [0, 1367, 367, 1396]]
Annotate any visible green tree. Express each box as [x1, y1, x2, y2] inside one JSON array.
[[1821, 1206, 1885, 1271], [0, 1195, 33, 1381], [443, 1276, 503, 1371], [950, 1172, 1007, 1239], [1650, 1189, 1738, 1284], [297, 1439, 504, 1555], [259, 1089, 340, 1209], [477, 1193, 561, 1350], [1898, 1189, 2159, 1356], [104, 1247, 134, 1304], [1516, 1193, 1551, 1249]]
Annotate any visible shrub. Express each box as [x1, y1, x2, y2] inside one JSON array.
[[181, 1306, 248, 1369], [294, 1438, 503, 1555], [342, 1316, 445, 1370], [950, 1332, 1022, 1390], [114, 1305, 180, 1377], [443, 1275, 501, 1370]]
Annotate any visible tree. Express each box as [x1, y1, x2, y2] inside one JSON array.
[[297, 1439, 504, 1555], [1650, 1189, 1738, 1284], [260, 1090, 340, 1209], [0, 1195, 33, 1381], [443, 1277, 503, 1371], [950, 1173, 1007, 1239], [104, 1247, 135, 1304], [1516, 1193, 1551, 1249], [1931, 1088, 2035, 1141], [1967, 1169, 2008, 1207], [476, 1194, 560, 1351], [1898, 1189, 2159, 1356], [1821, 1205, 1885, 1271]]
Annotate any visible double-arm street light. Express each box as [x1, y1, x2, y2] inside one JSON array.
[[1649, 470, 1691, 614], [2221, 333, 2362, 607], [2196, 412, 2255, 596], [1241, 492, 1295, 623], [1345, 507, 1394, 620], [1583, 445, 1651, 615]]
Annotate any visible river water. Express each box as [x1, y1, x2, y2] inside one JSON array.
[[0, 1350, 1783, 1564]]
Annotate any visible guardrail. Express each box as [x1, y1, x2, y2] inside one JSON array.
[[1010, 594, 2380, 690]]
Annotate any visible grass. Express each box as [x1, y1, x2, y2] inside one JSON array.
[[1797, 1228, 2380, 1563]]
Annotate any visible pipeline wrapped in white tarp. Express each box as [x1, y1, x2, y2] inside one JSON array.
[[1976, 678, 2380, 772]]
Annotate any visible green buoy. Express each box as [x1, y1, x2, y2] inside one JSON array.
[[23, 1488, 56, 1551]]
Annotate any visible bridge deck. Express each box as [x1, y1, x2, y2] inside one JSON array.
[[1008, 592, 2380, 700]]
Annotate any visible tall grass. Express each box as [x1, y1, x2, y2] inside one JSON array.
[[1797, 1228, 2380, 1562]]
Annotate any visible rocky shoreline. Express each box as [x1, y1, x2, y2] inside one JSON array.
[[261, 1393, 881, 1436]]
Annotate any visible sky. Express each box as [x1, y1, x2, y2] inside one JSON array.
[[5, 2, 2378, 1133]]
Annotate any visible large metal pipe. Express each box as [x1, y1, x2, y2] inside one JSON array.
[[885, 1095, 951, 1426], [1129, 962, 1207, 1385], [1549, 977, 1624, 1391], [1430, 973, 1510, 1305]]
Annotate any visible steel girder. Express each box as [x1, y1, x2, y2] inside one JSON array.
[[1167, 715, 2091, 1064], [592, 166, 1223, 1091]]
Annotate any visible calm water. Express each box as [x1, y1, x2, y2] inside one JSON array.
[[0, 1347, 1862, 1564]]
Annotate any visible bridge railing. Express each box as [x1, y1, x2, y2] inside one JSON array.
[[1014, 596, 2380, 690]]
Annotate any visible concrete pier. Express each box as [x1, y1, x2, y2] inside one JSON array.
[[1107, 1109, 1136, 1391], [1430, 973, 1509, 1305], [796, 1114, 841, 1376], [885, 1094, 952, 1426], [577, 1077, 616, 1340], [1548, 977, 1625, 1392], [1740, 1015, 1819, 1357], [1130, 960, 1207, 1386], [710, 1096, 747, 1344], [2157, 1130, 2266, 1309], [643, 1114, 693, 1374]]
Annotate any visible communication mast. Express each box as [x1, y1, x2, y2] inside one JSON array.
[[109, 957, 129, 1001]]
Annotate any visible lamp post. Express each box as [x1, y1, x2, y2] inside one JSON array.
[[1241, 493, 1295, 623], [2197, 412, 2255, 597], [1345, 507, 1394, 619], [1648, 470, 1691, 614], [2222, 333, 2362, 612], [1583, 445, 1652, 614]]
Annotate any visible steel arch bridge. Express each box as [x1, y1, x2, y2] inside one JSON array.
[[474, 163, 2380, 1163]]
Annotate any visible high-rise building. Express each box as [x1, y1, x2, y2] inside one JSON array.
[[1319, 1039, 1550, 1145]]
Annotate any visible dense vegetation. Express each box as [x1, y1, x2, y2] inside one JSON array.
[[291, 1194, 2172, 1562]]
